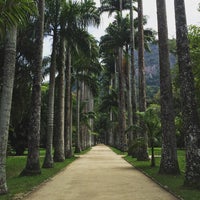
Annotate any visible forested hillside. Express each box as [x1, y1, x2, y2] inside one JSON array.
[[135, 43, 176, 102]]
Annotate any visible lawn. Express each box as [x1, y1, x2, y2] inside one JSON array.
[[0, 148, 91, 200], [121, 148, 200, 200]]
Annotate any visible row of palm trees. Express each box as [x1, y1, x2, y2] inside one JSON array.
[[158, 0, 200, 185], [0, 0, 200, 195], [98, 0, 200, 188], [0, 0, 101, 193]]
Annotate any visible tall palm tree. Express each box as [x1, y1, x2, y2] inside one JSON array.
[[72, 34, 100, 151], [0, 26, 17, 195], [99, 12, 154, 150], [0, 0, 36, 193], [137, 0, 149, 161], [174, 0, 200, 186], [129, 0, 136, 148], [21, 0, 45, 175], [60, 0, 100, 153], [53, 28, 66, 162], [65, 47, 73, 158], [156, 0, 180, 174], [43, 0, 60, 168]]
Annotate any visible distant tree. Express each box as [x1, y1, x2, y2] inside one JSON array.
[[137, 104, 161, 167]]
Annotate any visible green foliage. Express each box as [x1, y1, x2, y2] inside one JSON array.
[[109, 146, 127, 155], [75, 147, 92, 155], [137, 104, 161, 146], [0, 0, 37, 38], [188, 25, 200, 111]]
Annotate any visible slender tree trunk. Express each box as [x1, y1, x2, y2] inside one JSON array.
[[0, 26, 17, 194], [118, 47, 127, 151], [151, 139, 155, 167], [21, 0, 44, 175], [80, 80, 86, 150], [156, 0, 180, 174], [53, 34, 65, 162], [129, 0, 137, 156], [65, 47, 73, 158], [43, 28, 58, 168], [137, 0, 149, 161], [88, 90, 94, 147], [174, 0, 200, 186], [75, 78, 81, 153], [125, 45, 133, 147], [109, 77, 114, 146], [114, 59, 119, 148], [118, 0, 127, 152]]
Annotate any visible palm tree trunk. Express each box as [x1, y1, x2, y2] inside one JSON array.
[[65, 47, 73, 158], [137, 0, 149, 161], [118, 0, 127, 152], [75, 78, 81, 153], [80, 80, 86, 150], [43, 28, 58, 168], [125, 45, 133, 146], [53, 34, 65, 162], [118, 47, 127, 151], [0, 26, 17, 194], [21, 0, 44, 175], [156, 0, 180, 174], [109, 77, 114, 146], [174, 0, 200, 185], [88, 90, 94, 147], [129, 0, 137, 156]]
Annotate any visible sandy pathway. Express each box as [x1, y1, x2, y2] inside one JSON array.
[[23, 144, 178, 200]]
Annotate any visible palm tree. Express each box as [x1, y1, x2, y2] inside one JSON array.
[[100, 0, 133, 14], [43, 0, 60, 168], [137, 0, 149, 161], [53, 29, 66, 162], [0, 0, 36, 193], [156, 0, 180, 174], [21, 0, 45, 175], [129, 0, 136, 149], [0, 26, 17, 195], [136, 104, 161, 167], [72, 34, 100, 151], [65, 47, 73, 158], [174, 0, 200, 186], [59, 0, 100, 153]]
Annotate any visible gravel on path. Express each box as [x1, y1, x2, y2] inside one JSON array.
[[23, 144, 178, 200]]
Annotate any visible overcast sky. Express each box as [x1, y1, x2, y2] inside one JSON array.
[[89, 0, 200, 40], [44, 0, 200, 56]]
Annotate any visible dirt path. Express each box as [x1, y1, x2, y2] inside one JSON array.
[[23, 144, 178, 200]]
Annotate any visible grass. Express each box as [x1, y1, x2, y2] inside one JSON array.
[[0, 148, 91, 200], [111, 147, 200, 200], [109, 146, 127, 155]]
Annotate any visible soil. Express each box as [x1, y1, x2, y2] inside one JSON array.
[[22, 144, 179, 200]]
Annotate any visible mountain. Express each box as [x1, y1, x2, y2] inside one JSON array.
[[135, 43, 176, 102]]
